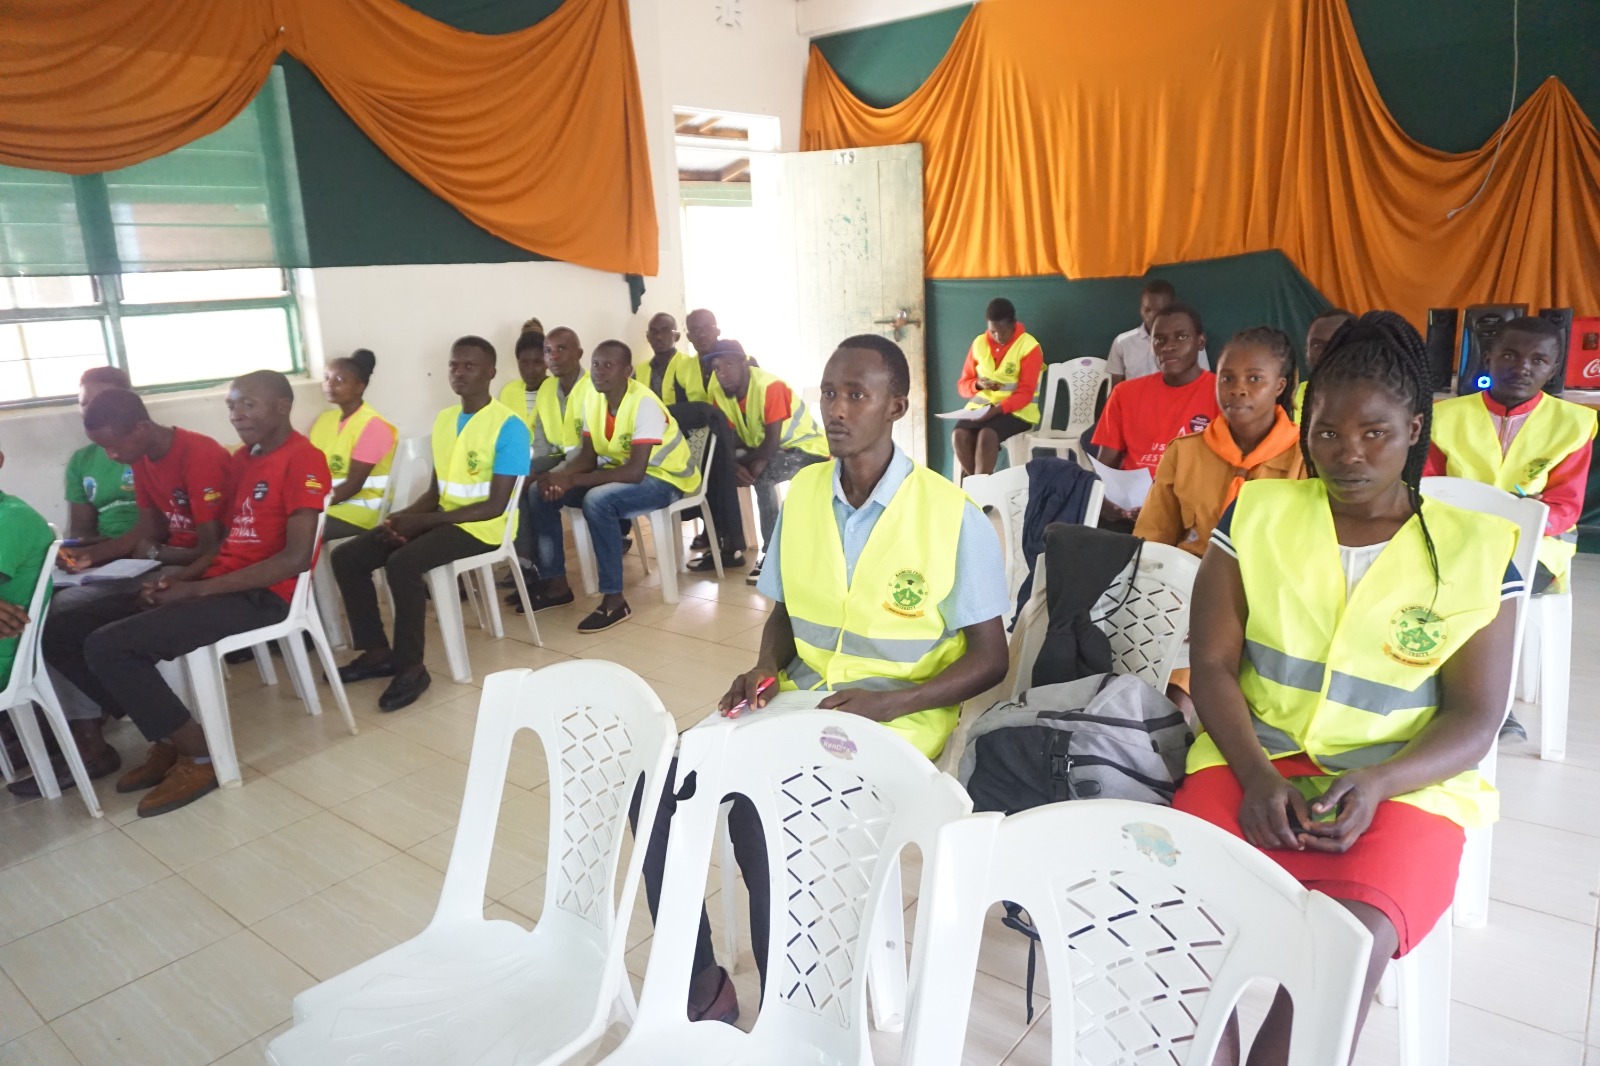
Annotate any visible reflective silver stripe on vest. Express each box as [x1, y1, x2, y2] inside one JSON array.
[[440, 480, 493, 500], [1326, 672, 1438, 717], [1244, 640, 1326, 692], [646, 429, 683, 467], [1252, 717, 1301, 755], [360, 475, 390, 489], [846, 675, 919, 692], [342, 496, 386, 510], [1317, 742, 1408, 771], [839, 631, 952, 663], [780, 409, 821, 449], [790, 616, 843, 650], [1558, 531, 1579, 544], [785, 659, 825, 690], [987, 381, 1019, 392], [783, 658, 917, 693]]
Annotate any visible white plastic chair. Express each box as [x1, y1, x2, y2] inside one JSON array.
[[312, 433, 429, 650], [173, 511, 359, 789], [424, 474, 542, 684], [901, 803, 1372, 1066], [598, 710, 972, 1066], [570, 429, 721, 605], [964, 464, 1105, 613], [1004, 356, 1108, 468], [266, 662, 677, 1066], [0, 536, 103, 818], [1518, 577, 1573, 761]]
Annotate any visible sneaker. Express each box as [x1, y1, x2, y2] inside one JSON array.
[[136, 756, 219, 817], [746, 555, 764, 586], [690, 532, 710, 551], [116, 741, 178, 793], [1499, 711, 1528, 742]]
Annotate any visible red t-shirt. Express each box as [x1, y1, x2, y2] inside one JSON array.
[[204, 433, 330, 602], [1092, 371, 1221, 473], [133, 427, 233, 549]]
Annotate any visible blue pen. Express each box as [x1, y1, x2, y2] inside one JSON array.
[[1511, 484, 1529, 498]]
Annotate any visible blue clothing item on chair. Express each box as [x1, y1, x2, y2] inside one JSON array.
[[1013, 456, 1101, 626]]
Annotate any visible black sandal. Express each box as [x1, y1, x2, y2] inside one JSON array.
[[687, 550, 745, 573], [686, 965, 739, 1025], [576, 602, 632, 633]]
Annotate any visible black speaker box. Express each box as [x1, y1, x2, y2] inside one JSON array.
[[1424, 308, 1457, 393], [1456, 304, 1529, 395], [1537, 307, 1574, 394]]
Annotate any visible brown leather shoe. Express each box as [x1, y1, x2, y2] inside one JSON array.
[[116, 741, 178, 794], [136, 757, 218, 818], [6, 744, 122, 798]]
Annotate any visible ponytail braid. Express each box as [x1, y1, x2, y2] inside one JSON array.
[[1298, 310, 1440, 589]]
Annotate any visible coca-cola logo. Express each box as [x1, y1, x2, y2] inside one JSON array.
[[1583, 359, 1600, 378]]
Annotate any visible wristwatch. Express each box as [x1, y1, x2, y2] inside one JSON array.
[[146, 544, 161, 561]]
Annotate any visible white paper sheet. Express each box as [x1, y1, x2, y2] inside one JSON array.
[[54, 558, 160, 587], [934, 407, 989, 421], [1088, 454, 1154, 511]]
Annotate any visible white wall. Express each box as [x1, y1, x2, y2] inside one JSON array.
[[797, 0, 969, 37]]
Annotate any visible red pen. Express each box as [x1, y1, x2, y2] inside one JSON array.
[[726, 675, 776, 718]]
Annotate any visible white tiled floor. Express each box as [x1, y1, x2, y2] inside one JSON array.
[[1, 547, 1598, 1064]]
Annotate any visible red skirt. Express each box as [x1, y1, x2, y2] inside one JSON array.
[[1173, 755, 1464, 957]]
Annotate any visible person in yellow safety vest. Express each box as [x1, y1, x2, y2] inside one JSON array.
[[331, 336, 528, 712], [523, 340, 702, 633], [952, 296, 1044, 479], [627, 333, 1011, 1027], [637, 312, 707, 405], [1424, 314, 1596, 743], [1175, 312, 1521, 1064], [497, 328, 547, 592], [311, 348, 397, 542], [700, 347, 829, 586], [531, 327, 593, 471], [1292, 308, 1354, 423], [666, 308, 751, 573]]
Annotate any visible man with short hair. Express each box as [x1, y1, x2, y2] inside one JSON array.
[[499, 328, 547, 589], [637, 313, 706, 405], [952, 296, 1044, 478], [334, 337, 528, 711], [64, 367, 139, 549], [524, 340, 701, 632], [1106, 278, 1210, 388], [45, 371, 330, 816], [668, 308, 748, 571], [634, 334, 1011, 1024]]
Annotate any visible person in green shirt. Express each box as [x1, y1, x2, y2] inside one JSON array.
[[64, 367, 139, 544], [0, 445, 55, 695]]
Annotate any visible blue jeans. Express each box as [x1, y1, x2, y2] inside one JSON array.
[[533, 477, 683, 595]]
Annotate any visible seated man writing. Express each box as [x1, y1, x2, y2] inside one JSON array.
[[63, 367, 140, 551], [525, 340, 701, 632], [702, 346, 829, 584], [44, 371, 330, 817], [0, 445, 56, 775], [634, 334, 1010, 1024], [334, 336, 527, 711]]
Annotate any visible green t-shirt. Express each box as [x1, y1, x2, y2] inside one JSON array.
[[64, 443, 138, 539], [0, 492, 53, 690]]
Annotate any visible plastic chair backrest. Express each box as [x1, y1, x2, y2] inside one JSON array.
[[1092, 541, 1199, 691], [679, 427, 713, 506], [903, 802, 1371, 1066], [631, 712, 971, 1058], [384, 435, 432, 518], [962, 466, 1029, 601], [432, 663, 676, 942], [0, 534, 61, 706], [284, 511, 328, 621], [1065, 355, 1109, 427]]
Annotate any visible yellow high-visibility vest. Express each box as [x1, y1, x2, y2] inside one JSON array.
[[498, 378, 541, 430], [309, 403, 395, 530], [778, 461, 970, 759], [708, 366, 829, 458], [583, 380, 701, 494], [532, 373, 594, 456], [1292, 380, 1309, 423], [1188, 478, 1518, 829], [634, 349, 707, 404], [1430, 391, 1597, 583], [430, 400, 519, 546], [965, 332, 1041, 424]]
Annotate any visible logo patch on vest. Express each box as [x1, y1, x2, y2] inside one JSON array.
[[1522, 458, 1552, 484], [885, 569, 928, 618], [819, 725, 857, 760], [1385, 605, 1448, 667], [466, 449, 483, 476], [329, 454, 346, 476]]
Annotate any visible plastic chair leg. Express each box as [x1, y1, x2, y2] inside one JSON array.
[[312, 552, 350, 650], [304, 611, 358, 736], [651, 512, 680, 604], [6, 702, 59, 800], [476, 567, 506, 640], [1517, 603, 1540, 704], [281, 635, 323, 717], [427, 567, 474, 684], [31, 672, 103, 818], [0, 729, 13, 783], [462, 571, 487, 631], [718, 801, 739, 969], [568, 511, 601, 597], [697, 505, 725, 579], [738, 486, 758, 551], [253, 643, 279, 687], [1539, 593, 1571, 761], [1396, 918, 1451, 1066], [1454, 823, 1491, 929], [866, 860, 908, 1032], [504, 560, 543, 648], [184, 651, 242, 788], [635, 519, 651, 576]]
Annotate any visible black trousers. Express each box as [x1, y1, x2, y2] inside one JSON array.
[[44, 588, 288, 742], [631, 757, 771, 993], [331, 523, 485, 671], [323, 514, 368, 542], [669, 401, 746, 553]]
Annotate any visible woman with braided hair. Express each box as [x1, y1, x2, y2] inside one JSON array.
[[1174, 311, 1522, 1063]]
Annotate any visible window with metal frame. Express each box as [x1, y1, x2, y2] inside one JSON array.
[[0, 70, 309, 406]]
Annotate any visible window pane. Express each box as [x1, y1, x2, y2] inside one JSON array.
[[0, 275, 98, 311], [120, 268, 285, 305], [121, 307, 293, 387], [0, 319, 109, 403], [0, 167, 90, 276]]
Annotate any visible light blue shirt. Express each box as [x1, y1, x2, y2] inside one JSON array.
[[757, 447, 1008, 631], [456, 410, 532, 477]]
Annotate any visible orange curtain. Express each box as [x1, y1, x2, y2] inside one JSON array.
[[802, 0, 1600, 322], [0, 0, 658, 275]]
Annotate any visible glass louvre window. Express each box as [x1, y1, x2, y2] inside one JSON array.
[[0, 70, 308, 405]]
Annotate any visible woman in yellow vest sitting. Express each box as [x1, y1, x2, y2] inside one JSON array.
[[952, 297, 1044, 478], [331, 337, 527, 712], [1176, 312, 1521, 1064], [701, 346, 829, 584], [310, 349, 397, 541], [525, 340, 701, 633]]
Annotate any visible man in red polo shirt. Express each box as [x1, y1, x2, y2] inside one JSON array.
[[47, 371, 329, 817]]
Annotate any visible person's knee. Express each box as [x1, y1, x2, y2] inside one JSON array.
[[582, 484, 623, 521], [977, 426, 999, 445], [83, 614, 142, 665], [1338, 898, 1400, 970]]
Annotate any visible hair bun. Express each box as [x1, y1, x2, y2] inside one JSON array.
[[350, 348, 377, 376]]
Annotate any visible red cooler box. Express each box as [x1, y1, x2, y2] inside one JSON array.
[[1567, 316, 1600, 389]]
